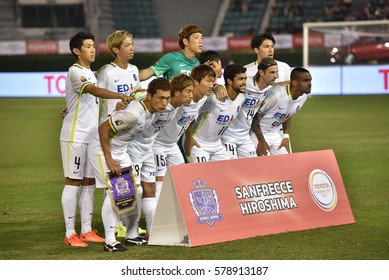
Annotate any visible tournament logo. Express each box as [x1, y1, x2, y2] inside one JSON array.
[[308, 169, 338, 211], [115, 177, 130, 196], [189, 179, 223, 226]]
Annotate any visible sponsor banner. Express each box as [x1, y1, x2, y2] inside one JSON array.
[[203, 37, 228, 51], [26, 40, 59, 55], [149, 150, 354, 247], [98, 40, 109, 54], [274, 34, 293, 49], [0, 72, 67, 97], [0, 41, 26, 55], [293, 33, 324, 48], [162, 38, 180, 52], [135, 38, 163, 53], [307, 64, 389, 94], [227, 36, 252, 50], [58, 39, 71, 54]]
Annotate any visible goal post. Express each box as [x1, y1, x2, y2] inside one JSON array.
[[303, 20, 389, 67]]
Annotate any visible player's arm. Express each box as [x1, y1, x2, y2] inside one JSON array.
[[183, 123, 199, 157], [139, 68, 155, 81], [279, 117, 291, 153], [83, 83, 132, 103], [251, 112, 269, 156], [271, 80, 290, 86], [98, 120, 122, 175]]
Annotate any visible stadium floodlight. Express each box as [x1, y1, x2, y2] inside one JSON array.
[[303, 20, 389, 67]]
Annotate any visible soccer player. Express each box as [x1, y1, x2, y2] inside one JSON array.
[[186, 64, 246, 162], [126, 74, 194, 242], [96, 30, 142, 238], [245, 32, 293, 150], [87, 77, 171, 252], [139, 24, 203, 81], [245, 32, 291, 81], [198, 50, 223, 79], [222, 58, 279, 159], [98, 30, 141, 123], [252, 67, 312, 156], [153, 64, 216, 198], [60, 32, 131, 247]]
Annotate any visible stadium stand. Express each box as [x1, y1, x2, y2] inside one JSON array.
[[219, 0, 268, 36], [111, 0, 160, 38]]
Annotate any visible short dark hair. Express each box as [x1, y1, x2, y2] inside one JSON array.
[[290, 67, 310, 81], [223, 64, 246, 86], [251, 32, 275, 49], [147, 77, 171, 96], [69, 32, 94, 58], [198, 50, 221, 64]]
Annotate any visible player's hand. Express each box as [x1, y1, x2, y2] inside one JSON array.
[[214, 85, 228, 102], [256, 139, 269, 156], [59, 107, 67, 119], [115, 101, 128, 111], [106, 158, 122, 175], [278, 138, 290, 153], [184, 137, 200, 157], [120, 95, 134, 103]]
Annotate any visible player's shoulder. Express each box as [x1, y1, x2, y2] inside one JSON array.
[[274, 59, 290, 69], [244, 61, 256, 69]]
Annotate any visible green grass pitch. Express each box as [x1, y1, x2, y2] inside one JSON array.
[[0, 95, 388, 260]]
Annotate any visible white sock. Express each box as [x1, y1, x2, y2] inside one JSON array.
[[79, 184, 95, 234], [102, 194, 118, 245], [121, 207, 139, 239], [61, 185, 80, 238], [155, 181, 163, 203], [136, 187, 143, 230], [142, 197, 156, 234]]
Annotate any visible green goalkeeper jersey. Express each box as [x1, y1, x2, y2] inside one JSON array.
[[150, 51, 199, 80]]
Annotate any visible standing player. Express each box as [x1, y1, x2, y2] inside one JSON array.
[[98, 30, 141, 122], [252, 67, 312, 156], [153, 64, 216, 199], [96, 30, 143, 238], [186, 64, 246, 163], [60, 32, 131, 247], [139, 24, 203, 81], [245, 32, 290, 81], [88, 78, 171, 252], [126, 74, 194, 243], [222, 58, 278, 159], [245, 32, 293, 150]]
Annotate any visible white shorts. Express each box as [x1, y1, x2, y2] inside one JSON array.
[[87, 141, 132, 189], [153, 143, 185, 177], [127, 148, 156, 184], [261, 130, 288, 156], [223, 137, 256, 159], [189, 140, 231, 163], [60, 141, 94, 180]]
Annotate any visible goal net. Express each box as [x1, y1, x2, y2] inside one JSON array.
[[302, 20, 389, 67]]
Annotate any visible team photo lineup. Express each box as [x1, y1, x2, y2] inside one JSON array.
[[60, 24, 313, 252]]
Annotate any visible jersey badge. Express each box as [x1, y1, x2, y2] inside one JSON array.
[[115, 120, 124, 126]]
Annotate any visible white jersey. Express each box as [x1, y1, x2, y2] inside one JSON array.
[[60, 63, 98, 144], [222, 76, 271, 143], [257, 85, 308, 133], [154, 95, 207, 146], [127, 103, 178, 153], [192, 93, 245, 144], [98, 62, 141, 123], [245, 59, 291, 82], [89, 98, 153, 155]]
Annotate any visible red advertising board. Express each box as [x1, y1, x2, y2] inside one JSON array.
[[227, 36, 252, 50], [293, 33, 324, 48], [149, 150, 354, 247], [26, 40, 59, 55], [163, 38, 181, 52]]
